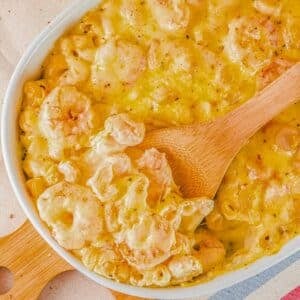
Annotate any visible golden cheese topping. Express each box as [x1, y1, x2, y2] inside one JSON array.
[[19, 0, 299, 287]]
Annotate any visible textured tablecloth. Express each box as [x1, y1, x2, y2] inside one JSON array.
[[0, 1, 299, 299]]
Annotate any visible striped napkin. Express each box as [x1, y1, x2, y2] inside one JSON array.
[[182, 251, 300, 300]]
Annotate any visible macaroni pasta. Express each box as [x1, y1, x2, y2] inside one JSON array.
[[19, 0, 300, 287]]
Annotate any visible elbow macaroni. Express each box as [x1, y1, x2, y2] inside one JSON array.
[[19, 0, 299, 287]]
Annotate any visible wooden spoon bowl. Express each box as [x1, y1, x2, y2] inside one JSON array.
[[141, 63, 300, 198]]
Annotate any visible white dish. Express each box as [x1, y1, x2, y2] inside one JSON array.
[[1, 0, 300, 298]]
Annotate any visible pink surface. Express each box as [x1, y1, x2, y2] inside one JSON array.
[[281, 287, 300, 300]]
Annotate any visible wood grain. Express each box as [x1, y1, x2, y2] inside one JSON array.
[[0, 221, 72, 299], [141, 62, 300, 198], [0, 222, 146, 300]]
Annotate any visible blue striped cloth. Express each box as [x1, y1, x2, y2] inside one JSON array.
[[210, 251, 300, 300]]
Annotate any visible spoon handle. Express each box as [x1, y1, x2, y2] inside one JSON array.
[[219, 62, 300, 147]]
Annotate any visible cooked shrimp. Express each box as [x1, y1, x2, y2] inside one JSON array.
[[137, 148, 175, 203], [39, 86, 93, 159], [198, 47, 231, 94], [105, 113, 145, 146], [91, 39, 146, 89], [259, 58, 294, 89], [58, 160, 80, 183], [253, 0, 282, 16], [265, 122, 299, 154], [120, 0, 146, 27], [91, 131, 126, 155], [275, 125, 299, 153], [104, 174, 149, 233], [37, 181, 104, 249], [88, 162, 117, 201], [148, 39, 192, 72], [120, 214, 175, 270], [108, 153, 132, 175], [137, 149, 172, 180], [192, 230, 226, 272], [223, 16, 278, 73], [91, 114, 145, 156], [87, 153, 131, 201], [147, 0, 190, 32]]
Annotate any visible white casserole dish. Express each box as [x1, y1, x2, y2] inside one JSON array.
[[1, 0, 300, 298]]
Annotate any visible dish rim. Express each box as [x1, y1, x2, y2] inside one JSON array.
[[1, 0, 300, 298]]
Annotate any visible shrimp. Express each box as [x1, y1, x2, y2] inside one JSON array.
[[264, 122, 299, 154], [105, 113, 145, 146], [104, 174, 149, 233], [39, 86, 93, 160], [167, 255, 202, 283], [91, 113, 145, 156], [91, 131, 126, 155], [259, 58, 294, 89], [223, 16, 279, 73], [147, 0, 190, 32], [137, 148, 175, 204], [274, 125, 299, 153], [253, 0, 282, 17], [88, 162, 117, 201], [120, 214, 175, 270], [120, 0, 146, 27], [148, 39, 192, 72], [91, 39, 146, 89], [58, 160, 80, 183], [192, 230, 226, 272], [87, 153, 132, 201], [37, 181, 104, 249]]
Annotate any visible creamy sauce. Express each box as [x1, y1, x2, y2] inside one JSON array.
[[19, 0, 299, 287]]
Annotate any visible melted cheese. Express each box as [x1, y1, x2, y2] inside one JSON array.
[[19, 0, 300, 287]]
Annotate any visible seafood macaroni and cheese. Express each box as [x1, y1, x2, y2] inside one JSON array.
[[19, 0, 299, 287]]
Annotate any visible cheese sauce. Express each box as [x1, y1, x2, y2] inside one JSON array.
[[19, 0, 299, 287]]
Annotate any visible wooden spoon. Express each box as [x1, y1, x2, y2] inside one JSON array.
[[141, 62, 300, 198]]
